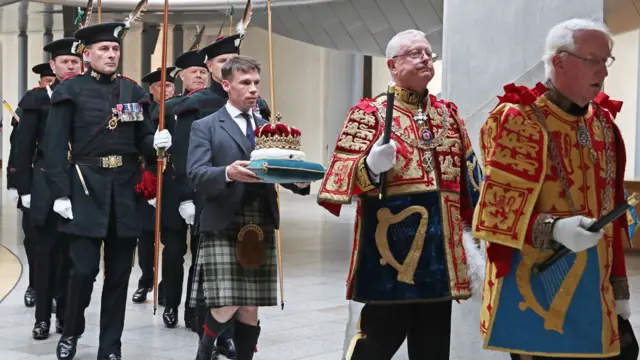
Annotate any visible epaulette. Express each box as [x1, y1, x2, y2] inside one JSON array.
[[118, 75, 139, 85], [187, 87, 206, 97], [496, 83, 538, 107], [594, 92, 623, 119], [353, 97, 380, 114], [61, 74, 80, 82]]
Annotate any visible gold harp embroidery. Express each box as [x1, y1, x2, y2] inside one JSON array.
[[375, 206, 428, 284], [516, 244, 586, 334]]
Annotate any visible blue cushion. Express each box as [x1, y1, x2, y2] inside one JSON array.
[[247, 159, 326, 184]]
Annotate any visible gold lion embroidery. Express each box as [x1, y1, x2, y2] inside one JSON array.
[[440, 155, 461, 181]]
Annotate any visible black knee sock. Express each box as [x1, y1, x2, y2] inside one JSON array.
[[234, 321, 261, 360]]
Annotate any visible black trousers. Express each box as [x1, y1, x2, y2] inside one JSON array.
[[348, 301, 452, 360], [63, 219, 136, 357], [21, 210, 38, 289], [137, 229, 155, 289], [184, 226, 199, 318], [161, 227, 188, 308], [34, 212, 70, 323]]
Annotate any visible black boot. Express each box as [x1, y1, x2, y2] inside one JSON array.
[[217, 336, 237, 359], [195, 312, 231, 360], [131, 287, 151, 303], [32, 320, 50, 340], [56, 335, 79, 360], [163, 307, 178, 328], [233, 322, 260, 360], [24, 287, 36, 307]]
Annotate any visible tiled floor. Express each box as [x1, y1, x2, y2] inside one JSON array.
[[0, 192, 639, 360]]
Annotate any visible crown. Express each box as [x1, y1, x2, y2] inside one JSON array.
[[254, 123, 302, 151]]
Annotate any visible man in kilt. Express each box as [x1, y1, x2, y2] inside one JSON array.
[[187, 55, 310, 360]]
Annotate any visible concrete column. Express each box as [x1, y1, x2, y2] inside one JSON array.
[[18, 0, 28, 96], [172, 24, 184, 93], [140, 23, 159, 91], [441, 2, 604, 359], [43, 3, 53, 60], [441, 0, 604, 154]]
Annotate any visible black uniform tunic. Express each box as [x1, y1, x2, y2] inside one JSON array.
[[15, 82, 57, 226], [14, 79, 72, 323], [43, 70, 155, 239]]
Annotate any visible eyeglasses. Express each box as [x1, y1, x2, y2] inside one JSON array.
[[393, 49, 438, 61], [559, 50, 615, 67]]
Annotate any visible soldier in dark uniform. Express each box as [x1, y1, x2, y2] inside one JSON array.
[[14, 38, 82, 340], [131, 66, 178, 305], [42, 22, 172, 360], [173, 34, 251, 359], [7, 62, 56, 308], [146, 49, 208, 328]]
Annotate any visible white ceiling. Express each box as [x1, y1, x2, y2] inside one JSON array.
[[25, 0, 444, 57]]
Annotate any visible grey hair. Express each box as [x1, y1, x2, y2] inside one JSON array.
[[386, 29, 427, 59], [543, 18, 613, 79]]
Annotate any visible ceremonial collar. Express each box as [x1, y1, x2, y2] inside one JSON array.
[[210, 80, 228, 99], [394, 86, 428, 106], [88, 69, 117, 83], [544, 81, 589, 116]]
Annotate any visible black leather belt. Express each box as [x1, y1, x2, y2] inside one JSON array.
[[72, 155, 135, 168]]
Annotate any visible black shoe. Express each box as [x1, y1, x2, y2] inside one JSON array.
[[52, 298, 57, 314], [32, 321, 50, 340], [24, 287, 36, 307], [131, 287, 151, 304], [163, 307, 178, 328], [217, 337, 236, 359], [56, 335, 79, 360], [55, 318, 63, 334]]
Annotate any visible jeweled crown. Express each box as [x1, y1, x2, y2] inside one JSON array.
[[254, 123, 302, 151]]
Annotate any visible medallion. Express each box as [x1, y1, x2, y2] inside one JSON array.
[[422, 152, 434, 171], [577, 126, 590, 146], [413, 107, 428, 126], [420, 129, 433, 143]]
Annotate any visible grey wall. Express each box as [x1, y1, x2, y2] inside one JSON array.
[[442, 0, 605, 154]]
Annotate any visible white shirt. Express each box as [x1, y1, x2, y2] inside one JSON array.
[[225, 102, 257, 135], [224, 102, 257, 182]]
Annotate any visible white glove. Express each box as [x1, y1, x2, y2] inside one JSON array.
[[147, 198, 156, 207], [53, 197, 73, 220], [365, 137, 397, 176], [21, 194, 31, 209], [178, 200, 196, 225], [153, 129, 172, 150], [552, 216, 603, 252], [616, 299, 631, 320], [7, 188, 18, 202]]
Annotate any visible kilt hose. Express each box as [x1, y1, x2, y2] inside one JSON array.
[[190, 198, 277, 308]]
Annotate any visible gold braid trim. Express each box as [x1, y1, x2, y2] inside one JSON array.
[[531, 213, 559, 249], [355, 157, 376, 193], [610, 276, 630, 300]]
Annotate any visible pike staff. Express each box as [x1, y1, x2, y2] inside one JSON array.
[[153, 0, 170, 315], [265, 0, 285, 310]]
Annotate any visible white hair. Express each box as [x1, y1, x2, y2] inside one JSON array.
[[543, 18, 613, 79], [386, 29, 427, 59]]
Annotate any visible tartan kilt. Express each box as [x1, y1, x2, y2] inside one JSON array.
[[189, 199, 277, 307]]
